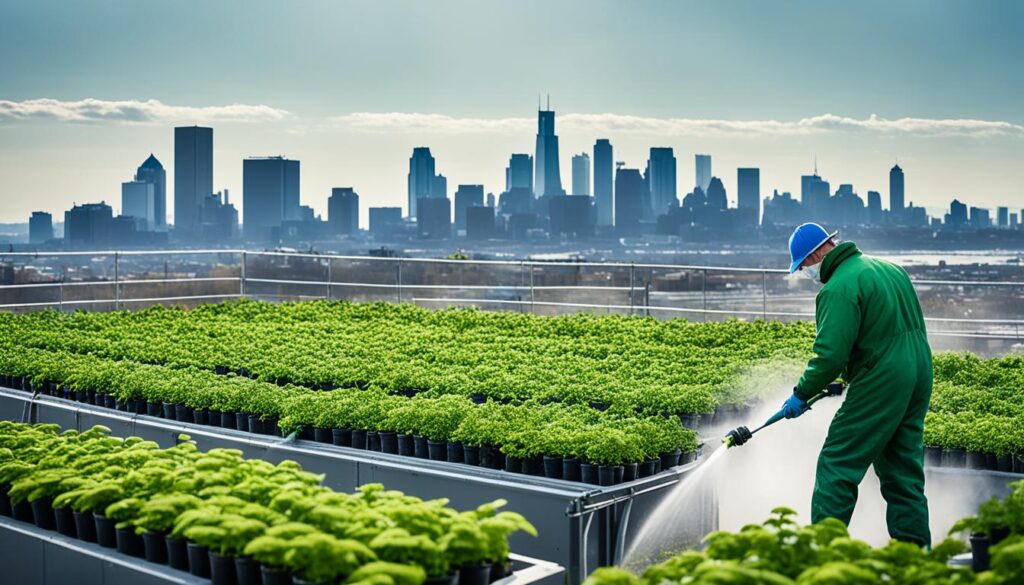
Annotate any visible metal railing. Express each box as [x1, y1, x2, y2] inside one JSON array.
[[2, 249, 1023, 342]]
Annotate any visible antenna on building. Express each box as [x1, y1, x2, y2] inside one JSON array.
[[538, 94, 541, 111], [546, 94, 550, 110], [814, 154, 818, 176]]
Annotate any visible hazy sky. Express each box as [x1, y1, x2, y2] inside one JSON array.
[[1, 0, 1022, 225]]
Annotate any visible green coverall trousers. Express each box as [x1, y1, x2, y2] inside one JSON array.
[[810, 331, 933, 547]]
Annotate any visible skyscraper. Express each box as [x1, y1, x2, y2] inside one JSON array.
[[65, 202, 113, 245], [867, 191, 883, 224], [614, 167, 645, 235], [242, 156, 300, 241], [945, 199, 968, 227], [801, 172, 831, 215], [121, 180, 155, 230], [593, 139, 613, 226], [705, 177, 727, 210], [454, 184, 484, 232], [647, 148, 677, 216], [328, 187, 359, 235], [737, 168, 760, 227], [534, 107, 563, 198], [997, 206, 1009, 228], [174, 126, 213, 234], [29, 211, 53, 243], [505, 154, 533, 191], [571, 153, 591, 196], [695, 154, 712, 192], [134, 154, 166, 230], [889, 164, 905, 220], [407, 147, 436, 219], [432, 174, 448, 200]]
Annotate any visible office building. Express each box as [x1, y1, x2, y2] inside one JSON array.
[[695, 154, 712, 192], [647, 148, 677, 217], [29, 211, 53, 243], [454, 184, 484, 232], [737, 168, 760, 227], [417, 197, 451, 239], [432, 174, 448, 200], [867, 191, 883, 224], [571, 153, 591, 196], [174, 126, 213, 234], [997, 206, 1009, 228], [889, 164, 905, 221], [593, 139, 613, 226], [134, 154, 167, 230], [801, 172, 831, 215], [328, 188, 360, 236], [199, 190, 239, 241], [505, 154, 533, 191], [369, 207, 403, 237], [969, 206, 991, 228], [466, 206, 496, 240], [705, 177, 727, 210], [407, 147, 437, 218], [534, 107, 563, 198], [121, 180, 155, 230], [242, 156, 301, 241], [945, 199, 968, 227], [549, 195, 594, 237], [614, 167, 645, 235], [65, 202, 113, 245]]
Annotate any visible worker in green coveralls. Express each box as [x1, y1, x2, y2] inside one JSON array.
[[779, 222, 932, 547]]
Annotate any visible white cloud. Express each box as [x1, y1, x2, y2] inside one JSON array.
[[0, 98, 291, 124], [331, 111, 1024, 138]]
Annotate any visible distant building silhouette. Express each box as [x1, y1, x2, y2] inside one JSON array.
[[135, 154, 166, 230], [945, 199, 968, 227], [593, 139, 613, 226], [454, 185, 484, 233], [29, 211, 53, 243], [328, 187, 359, 235], [121, 180, 155, 230], [736, 167, 760, 227], [174, 126, 213, 234], [867, 190, 883, 224], [200, 190, 238, 241], [997, 206, 1010, 228], [549, 195, 594, 238], [369, 207, 403, 237], [762, 190, 802, 226], [65, 202, 113, 245], [705, 177, 727, 210], [534, 107, 563, 197], [505, 154, 533, 191], [969, 206, 991, 228], [571, 153, 591, 196], [417, 197, 451, 239], [243, 156, 300, 241], [614, 167, 645, 235], [466, 206, 496, 240], [889, 164, 905, 221], [695, 154, 712, 192], [647, 148, 677, 217], [432, 174, 448, 200], [801, 171, 830, 215], [407, 147, 437, 219]]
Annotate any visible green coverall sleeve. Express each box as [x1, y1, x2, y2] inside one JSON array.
[[795, 289, 861, 401]]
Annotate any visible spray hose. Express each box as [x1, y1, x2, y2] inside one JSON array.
[[723, 382, 845, 448]]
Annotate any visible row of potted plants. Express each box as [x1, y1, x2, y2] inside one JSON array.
[[0, 421, 536, 585], [0, 299, 816, 417], [0, 344, 700, 481]]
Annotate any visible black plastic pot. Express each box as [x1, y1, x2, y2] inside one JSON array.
[[264, 417, 282, 436], [397, 433, 415, 456], [235, 556, 260, 585], [379, 431, 399, 454], [313, 427, 333, 444], [222, 411, 238, 430], [966, 451, 987, 470], [94, 512, 117, 548], [352, 429, 368, 450], [330, 428, 352, 447], [598, 465, 617, 486], [660, 449, 682, 469], [73, 510, 97, 542], [187, 542, 212, 578], [523, 455, 544, 476], [464, 445, 481, 466], [479, 445, 498, 469], [985, 453, 998, 470], [0, 484, 10, 517], [116, 526, 145, 558], [210, 551, 237, 585], [1014, 455, 1024, 474], [11, 498, 31, 523], [236, 412, 249, 431], [194, 409, 209, 426], [414, 435, 429, 459], [971, 532, 991, 572], [31, 497, 56, 530], [543, 456, 563, 479], [997, 455, 1013, 472], [247, 415, 263, 434], [447, 442, 465, 463], [428, 440, 448, 461], [562, 457, 581, 481], [54, 505, 76, 537], [259, 564, 293, 585], [367, 431, 382, 452], [943, 448, 967, 468], [115, 400, 128, 411], [581, 463, 598, 484], [924, 446, 942, 468], [678, 414, 701, 429], [175, 404, 194, 424], [133, 399, 147, 415], [162, 402, 176, 419], [146, 401, 163, 417], [167, 537, 189, 570], [92, 392, 105, 406], [143, 531, 168, 564], [460, 564, 491, 585], [425, 573, 459, 585], [489, 560, 512, 583], [75, 390, 88, 403], [104, 395, 117, 409], [504, 456, 523, 473], [681, 450, 698, 465], [623, 462, 639, 482]]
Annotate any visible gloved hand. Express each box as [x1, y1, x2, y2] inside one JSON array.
[[780, 392, 809, 419]]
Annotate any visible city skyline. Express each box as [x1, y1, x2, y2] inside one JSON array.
[[1, 0, 1023, 225]]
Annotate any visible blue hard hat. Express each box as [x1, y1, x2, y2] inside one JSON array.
[[788, 223, 837, 273]]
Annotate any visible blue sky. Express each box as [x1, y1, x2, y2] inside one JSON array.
[[1, 0, 1022, 223]]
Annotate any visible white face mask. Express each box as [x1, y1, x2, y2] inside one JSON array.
[[801, 261, 823, 283]]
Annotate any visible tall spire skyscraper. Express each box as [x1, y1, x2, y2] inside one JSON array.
[[407, 147, 436, 219], [889, 163, 905, 220], [533, 103, 563, 198], [134, 154, 166, 230]]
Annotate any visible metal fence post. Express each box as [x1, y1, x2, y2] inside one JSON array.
[[326, 259, 333, 300], [529, 264, 536, 314], [396, 259, 403, 303], [239, 251, 247, 298], [701, 268, 707, 322], [113, 252, 120, 310], [58, 270, 64, 312], [629, 263, 635, 316], [762, 270, 768, 320], [645, 282, 651, 317]]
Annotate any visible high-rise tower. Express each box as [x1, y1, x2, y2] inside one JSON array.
[[174, 126, 213, 234], [889, 164, 905, 221], [647, 147, 677, 216], [534, 102, 563, 198], [135, 154, 166, 230], [593, 139, 613, 226], [407, 147, 436, 219]]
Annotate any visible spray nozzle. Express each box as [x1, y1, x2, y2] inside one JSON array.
[[723, 425, 752, 449]]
